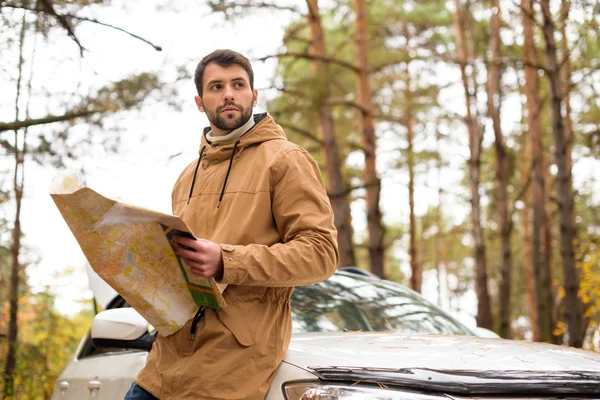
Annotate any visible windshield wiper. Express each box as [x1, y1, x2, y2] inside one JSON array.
[[308, 366, 600, 395]]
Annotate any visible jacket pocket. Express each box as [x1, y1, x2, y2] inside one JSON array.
[[216, 293, 256, 347]]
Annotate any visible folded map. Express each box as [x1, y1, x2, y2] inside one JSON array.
[[51, 185, 227, 336]]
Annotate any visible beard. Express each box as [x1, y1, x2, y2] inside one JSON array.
[[204, 99, 254, 132]]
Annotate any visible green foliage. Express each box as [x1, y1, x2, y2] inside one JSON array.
[[0, 289, 94, 399]]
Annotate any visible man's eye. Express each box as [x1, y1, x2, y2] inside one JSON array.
[[234, 82, 245, 88], [211, 84, 222, 90]]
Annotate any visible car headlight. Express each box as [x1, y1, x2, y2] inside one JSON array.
[[284, 382, 448, 400]]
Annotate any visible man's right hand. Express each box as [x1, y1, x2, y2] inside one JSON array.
[[172, 235, 224, 279]]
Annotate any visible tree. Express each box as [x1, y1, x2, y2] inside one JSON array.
[[486, 0, 513, 338], [306, 0, 356, 267], [539, 0, 584, 347], [451, 0, 492, 330], [519, 0, 554, 342], [405, 60, 421, 292], [353, 0, 385, 277]]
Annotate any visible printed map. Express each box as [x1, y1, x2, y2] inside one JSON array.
[[51, 184, 226, 336]]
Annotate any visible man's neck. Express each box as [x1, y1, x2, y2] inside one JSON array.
[[206, 116, 256, 144]]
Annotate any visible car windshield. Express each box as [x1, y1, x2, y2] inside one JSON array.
[[291, 272, 472, 335]]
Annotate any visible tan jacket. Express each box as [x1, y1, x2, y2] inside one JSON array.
[[135, 113, 339, 399]]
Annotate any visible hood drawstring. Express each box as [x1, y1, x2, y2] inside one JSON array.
[[187, 146, 206, 205], [189, 306, 205, 341], [217, 140, 240, 209]]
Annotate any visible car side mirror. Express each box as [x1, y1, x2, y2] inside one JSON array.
[[473, 327, 501, 339], [91, 308, 155, 351]]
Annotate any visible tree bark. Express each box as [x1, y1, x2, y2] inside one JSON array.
[[558, 0, 583, 344], [307, 0, 356, 267], [353, 0, 385, 277], [487, 0, 512, 338], [452, 0, 492, 329], [406, 67, 421, 293], [520, 0, 554, 343], [520, 126, 539, 341], [403, 25, 421, 293], [559, 0, 574, 188], [539, 0, 584, 348], [3, 13, 26, 399], [435, 125, 445, 305]]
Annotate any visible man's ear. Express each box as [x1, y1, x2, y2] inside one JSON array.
[[252, 89, 258, 107], [194, 96, 204, 112]]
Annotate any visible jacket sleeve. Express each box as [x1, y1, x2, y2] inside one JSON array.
[[218, 147, 339, 287]]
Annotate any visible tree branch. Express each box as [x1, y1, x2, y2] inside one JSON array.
[[0, 109, 102, 132], [255, 52, 360, 73], [208, 0, 303, 15], [327, 98, 369, 114], [511, 0, 545, 30], [64, 14, 162, 51], [39, 0, 85, 55], [277, 122, 323, 144], [3, 3, 162, 51], [510, 161, 535, 222], [328, 180, 380, 199], [375, 114, 408, 125]]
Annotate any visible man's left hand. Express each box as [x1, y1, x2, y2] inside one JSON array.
[[171, 235, 224, 279]]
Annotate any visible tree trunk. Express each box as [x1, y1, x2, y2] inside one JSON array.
[[519, 126, 539, 341], [487, 0, 512, 338], [407, 83, 420, 293], [435, 125, 444, 305], [403, 26, 421, 293], [520, 0, 554, 343], [557, 0, 581, 343], [353, 0, 385, 277], [559, 0, 574, 194], [543, 154, 562, 344], [452, 0, 492, 329], [307, 0, 356, 267], [539, 0, 584, 348], [3, 168, 23, 400], [3, 14, 27, 399]]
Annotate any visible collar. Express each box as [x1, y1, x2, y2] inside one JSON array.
[[205, 115, 256, 144]]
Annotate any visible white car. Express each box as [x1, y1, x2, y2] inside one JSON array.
[[52, 268, 600, 399]]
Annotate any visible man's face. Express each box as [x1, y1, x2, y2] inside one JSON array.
[[195, 63, 258, 135]]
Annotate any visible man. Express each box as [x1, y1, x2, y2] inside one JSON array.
[[125, 49, 339, 400]]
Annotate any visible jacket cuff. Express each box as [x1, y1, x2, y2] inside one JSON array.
[[218, 243, 244, 284]]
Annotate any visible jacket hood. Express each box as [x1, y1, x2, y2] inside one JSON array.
[[200, 112, 286, 150], [185, 113, 288, 207]]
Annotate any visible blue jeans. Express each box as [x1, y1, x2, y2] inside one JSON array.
[[124, 382, 158, 400]]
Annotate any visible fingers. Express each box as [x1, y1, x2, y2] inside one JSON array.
[[171, 237, 211, 277], [186, 259, 217, 277], [170, 235, 222, 278], [172, 235, 202, 250], [173, 242, 203, 261]]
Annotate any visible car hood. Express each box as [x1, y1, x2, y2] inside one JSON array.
[[283, 332, 600, 395], [285, 332, 600, 372]]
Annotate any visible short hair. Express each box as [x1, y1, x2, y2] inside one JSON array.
[[194, 49, 254, 97]]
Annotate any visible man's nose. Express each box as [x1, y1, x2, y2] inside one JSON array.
[[223, 85, 235, 102]]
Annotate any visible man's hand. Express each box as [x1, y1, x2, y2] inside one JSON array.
[[172, 235, 224, 279]]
